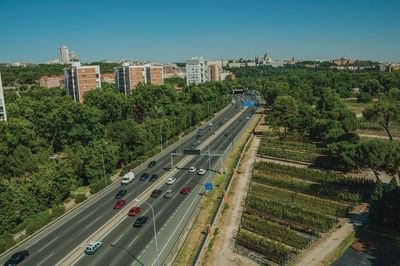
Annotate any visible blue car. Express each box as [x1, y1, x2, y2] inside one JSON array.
[[224, 132, 229, 137], [140, 173, 150, 181]]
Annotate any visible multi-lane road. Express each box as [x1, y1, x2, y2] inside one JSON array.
[[0, 95, 258, 266]]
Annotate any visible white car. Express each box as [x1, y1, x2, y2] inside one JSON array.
[[198, 169, 206, 175], [166, 178, 176, 185], [189, 167, 196, 173]]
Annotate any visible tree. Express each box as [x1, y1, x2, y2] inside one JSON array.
[[362, 101, 400, 141], [369, 179, 384, 224], [268, 96, 298, 139]]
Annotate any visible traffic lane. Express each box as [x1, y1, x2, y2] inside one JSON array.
[[109, 129, 232, 265], [79, 155, 204, 265]]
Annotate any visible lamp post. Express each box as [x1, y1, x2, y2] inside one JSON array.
[[134, 199, 159, 266], [100, 142, 108, 187]]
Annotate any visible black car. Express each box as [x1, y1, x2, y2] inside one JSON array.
[[134, 216, 149, 227], [195, 134, 201, 139], [148, 161, 156, 168], [149, 174, 159, 182], [197, 128, 203, 133], [4, 250, 29, 266], [189, 144, 196, 150], [151, 189, 162, 198], [115, 190, 127, 199]]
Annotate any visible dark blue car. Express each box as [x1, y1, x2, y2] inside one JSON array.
[[140, 173, 150, 181]]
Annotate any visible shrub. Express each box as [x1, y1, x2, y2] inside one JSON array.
[[26, 211, 52, 235], [52, 206, 65, 218], [357, 92, 372, 103], [75, 194, 87, 203], [0, 232, 15, 253], [89, 179, 108, 194]]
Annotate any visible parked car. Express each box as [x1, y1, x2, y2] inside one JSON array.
[[166, 177, 176, 185], [85, 242, 102, 255], [128, 207, 142, 216], [148, 161, 156, 168], [189, 167, 196, 173], [134, 216, 149, 227], [198, 169, 206, 175], [151, 189, 162, 198], [113, 200, 127, 209], [181, 186, 192, 194], [4, 251, 29, 265], [115, 190, 127, 199], [164, 190, 175, 198], [149, 174, 159, 182], [140, 173, 150, 181], [121, 172, 135, 185]]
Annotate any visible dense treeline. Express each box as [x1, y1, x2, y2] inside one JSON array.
[[0, 62, 121, 86], [0, 80, 233, 246]]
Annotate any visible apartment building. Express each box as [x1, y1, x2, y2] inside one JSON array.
[[40, 75, 64, 88], [208, 64, 220, 82], [0, 74, 7, 121], [114, 64, 163, 94], [186, 57, 208, 85], [64, 62, 101, 103]]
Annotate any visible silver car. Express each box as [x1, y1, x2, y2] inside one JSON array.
[[164, 190, 175, 198]]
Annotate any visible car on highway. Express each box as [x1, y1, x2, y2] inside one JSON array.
[[189, 166, 196, 173], [197, 128, 203, 133], [190, 144, 196, 149], [208, 122, 213, 127], [246, 116, 250, 119], [113, 200, 127, 209], [198, 169, 206, 175], [239, 117, 243, 121], [219, 122, 223, 126], [164, 190, 175, 198], [115, 190, 127, 199], [134, 216, 149, 227], [151, 189, 162, 198], [149, 174, 159, 182], [4, 250, 29, 265], [128, 207, 142, 216], [181, 186, 192, 194], [139, 173, 150, 181], [85, 241, 102, 255], [148, 160, 156, 168], [166, 177, 176, 184], [195, 134, 201, 139], [224, 132, 229, 137]]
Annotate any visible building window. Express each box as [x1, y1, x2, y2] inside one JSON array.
[[82, 69, 86, 72], [82, 74, 86, 78], [83, 85, 87, 89], [83, 80, 87, 83]]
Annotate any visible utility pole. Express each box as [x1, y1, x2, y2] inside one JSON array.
[[100, 143, 107, 187]]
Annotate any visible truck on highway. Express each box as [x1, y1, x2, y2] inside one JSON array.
[[121, 172, 135, 185]]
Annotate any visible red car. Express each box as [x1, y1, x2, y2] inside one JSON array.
[[181, 186, 192, 194], [128, 207, 142, 216], [113, 200, 127, 209]]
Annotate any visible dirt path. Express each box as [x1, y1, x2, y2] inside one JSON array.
[[203, 134, 262, 266], [294, 204, 369, 266]]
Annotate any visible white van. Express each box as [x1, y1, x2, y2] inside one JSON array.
[[121, 172, 135, 185]]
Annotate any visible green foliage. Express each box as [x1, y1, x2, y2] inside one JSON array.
[[357, 92, 373, 103], [25, 211, 52, 235], [51, 206, 65, 218], [89, 179, 108, 194], [74, 194, 87, 203], [0, 232, 15, 254]]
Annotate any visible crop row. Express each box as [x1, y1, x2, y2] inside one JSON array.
[[242, 213, 310, 249], [253, 173, 360, 202], [250, 182, 350, 217], [246, 194, 336, 232], [258, 146, 317, 163], [260, 137, 329, 154], [237, 229, 293, 264], [254, 161, 374, 191]]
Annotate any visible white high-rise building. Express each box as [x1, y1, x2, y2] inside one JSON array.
[[59, 45, 70, 63], [0, 74, 7, 121], [186, 57, 208, 85]]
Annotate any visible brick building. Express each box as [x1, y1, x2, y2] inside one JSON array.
[[40, 75, 64, 88]]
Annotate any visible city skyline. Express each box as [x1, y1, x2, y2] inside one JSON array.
[[1, 0, 400, 63]]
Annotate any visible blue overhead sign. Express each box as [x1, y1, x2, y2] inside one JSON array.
[[205, 182, 213, 190], [243, 101, 255, 106]]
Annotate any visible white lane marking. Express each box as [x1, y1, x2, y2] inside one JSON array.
[[37, 236, 58, 252], [37, 252, 54, 265], [128, 235, 139, 247], [70, 253, 85, 266], [150, 186, 204, 266], [113, 234, 124, 245], [85, 215, 103, 229]]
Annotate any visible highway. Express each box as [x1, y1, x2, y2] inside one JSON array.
[[0, 95, 258, 266]]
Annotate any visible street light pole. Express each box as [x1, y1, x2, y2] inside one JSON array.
[[100, 144, 107, 187], [160, 122, 163, 151], [135, 199, 159, 266]]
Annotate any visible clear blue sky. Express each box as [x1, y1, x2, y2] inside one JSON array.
[[1, 0, 399, 63]]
